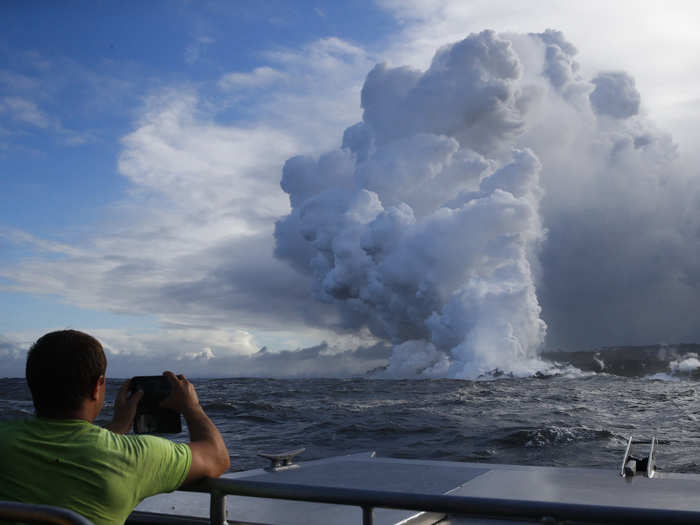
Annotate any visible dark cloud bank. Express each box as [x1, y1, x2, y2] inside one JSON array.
[[273, 29, 700, 378]]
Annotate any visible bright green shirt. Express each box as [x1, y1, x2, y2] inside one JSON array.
[[0, 417, 192, 525]]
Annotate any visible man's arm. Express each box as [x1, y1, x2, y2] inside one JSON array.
[[161, 371, 230, 484]]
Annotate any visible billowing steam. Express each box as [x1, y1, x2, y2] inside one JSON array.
[[274, 30, 700, 378]]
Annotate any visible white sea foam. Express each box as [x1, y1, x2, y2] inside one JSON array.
[[670, 355, 700, 374], [644, 373, 681, 382]]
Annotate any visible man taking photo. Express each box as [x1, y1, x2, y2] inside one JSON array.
[[0, 329, 230, 524]]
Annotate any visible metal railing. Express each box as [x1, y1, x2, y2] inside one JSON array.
[[0, 501, 93, 525], [184, 477, 700, 525]]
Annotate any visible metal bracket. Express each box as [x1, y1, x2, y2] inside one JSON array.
[[258, 448, 306, 472], [620, 436, 660, 478], [647, 437, 657, 478], [620, 436, 633, 477]]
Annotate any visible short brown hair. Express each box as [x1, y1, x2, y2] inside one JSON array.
[[26, 330, 106, 417]]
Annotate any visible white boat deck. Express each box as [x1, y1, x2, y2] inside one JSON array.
[[134, 452, 700, 524]]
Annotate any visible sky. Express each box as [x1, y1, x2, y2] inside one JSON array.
[[2, 1, 700, 378]]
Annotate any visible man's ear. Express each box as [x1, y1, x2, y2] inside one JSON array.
[[91, 375, 106, 401]]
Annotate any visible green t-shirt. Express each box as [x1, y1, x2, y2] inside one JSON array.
[[0, 417, 192, 525]]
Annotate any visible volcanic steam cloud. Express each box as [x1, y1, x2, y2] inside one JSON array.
[[275, 30, 698, 378]]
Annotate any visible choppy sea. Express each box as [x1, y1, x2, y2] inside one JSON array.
[[2, 375, 700, 474]]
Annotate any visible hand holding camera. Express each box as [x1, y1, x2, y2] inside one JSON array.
[[129, 372, 191, 434], [107, 380, 144, 434], [160, 371, 201, 416]]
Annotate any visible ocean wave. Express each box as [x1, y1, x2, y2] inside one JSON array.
[[201, 401, 237, 411], [336, 422, 439, 437], [475, 362, 594, 380], [231, 413, 281, 424], [644, 373, 681, 382], [499, 426, 615, 448]]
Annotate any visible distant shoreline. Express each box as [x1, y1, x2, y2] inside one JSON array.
[[542, 343, 700, 377]]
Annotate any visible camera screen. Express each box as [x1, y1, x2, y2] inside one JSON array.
[[130, 376, 182, 434]]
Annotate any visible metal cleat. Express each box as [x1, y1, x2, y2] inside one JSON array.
[[258, 448, 306, 472]]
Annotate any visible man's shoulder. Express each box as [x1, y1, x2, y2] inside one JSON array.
[[0, 417, 37, 439], [0, 418, 102, 454], [107, 432, 191, 460], [0, 417, 32, 428]]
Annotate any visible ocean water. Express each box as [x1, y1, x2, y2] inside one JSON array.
[[2, 376, 700, 474]]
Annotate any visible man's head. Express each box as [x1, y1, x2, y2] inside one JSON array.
[[26, 330, 107, 419]]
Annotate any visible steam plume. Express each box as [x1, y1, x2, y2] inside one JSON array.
[[275, 29, 700, 377]]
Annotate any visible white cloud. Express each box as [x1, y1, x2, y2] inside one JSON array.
[[0, 36, 379, 374], [0, 51, 138, 150], [377, 0, 700, 147], [242, 37, 376, 138], [184, 36, 215, 65], [0, 69, 40, 91], [0, 228, 86, 257], [218, 66, 288, 90], [118, 89, 298, 226], [271, 23, 700, 377], [98, 327, 259, 358], [0, 96, 53, 129], [0, 329, 390, 378]]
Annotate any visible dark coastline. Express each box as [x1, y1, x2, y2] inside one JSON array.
[[542, 344, 700, 377]]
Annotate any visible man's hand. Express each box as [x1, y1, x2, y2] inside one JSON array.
[[160, 371, 200, 416], [105, 379, 143, 434]]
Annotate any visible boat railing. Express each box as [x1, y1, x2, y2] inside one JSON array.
[[0, 500, 93, 525], [183, 476, 700, 525]]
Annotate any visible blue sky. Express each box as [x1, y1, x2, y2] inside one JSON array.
[[0, 1, 395, 235], [0, 1, 399, 376], [1, 2, 391, 306], [3, 1, 700, 377]]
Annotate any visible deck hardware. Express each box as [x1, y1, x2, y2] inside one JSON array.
[[258, 448, 306, 472], [362, 505, 373, 525], [620, 436, 660, 478], [209, 490, 227, 525]]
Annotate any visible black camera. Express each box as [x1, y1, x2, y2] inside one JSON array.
[[130, 376, 182, 434]]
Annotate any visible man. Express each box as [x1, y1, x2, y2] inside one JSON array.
[[0, 330, 230, 524]]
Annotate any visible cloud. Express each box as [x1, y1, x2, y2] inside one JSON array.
[[184, 36, 215, 65], [361, 31, 526, 156], [273, 26, 700, 378], [378, 1, 700, 140], [0, 96, 53, 129], [0, 36, 380, 373], [275, 31, 548, 378], [589, 72, 641, 119], [5, 8, 700, 379], [0, 49, 142, 150], [0, 69, 40, 91], [244, 37, 377, 135], [0, 334, 28, 374], [0, 228, 86, 257], [0, 330, 391, 378], [117, 89, 298, 225], [218, 67, 288, 90]]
